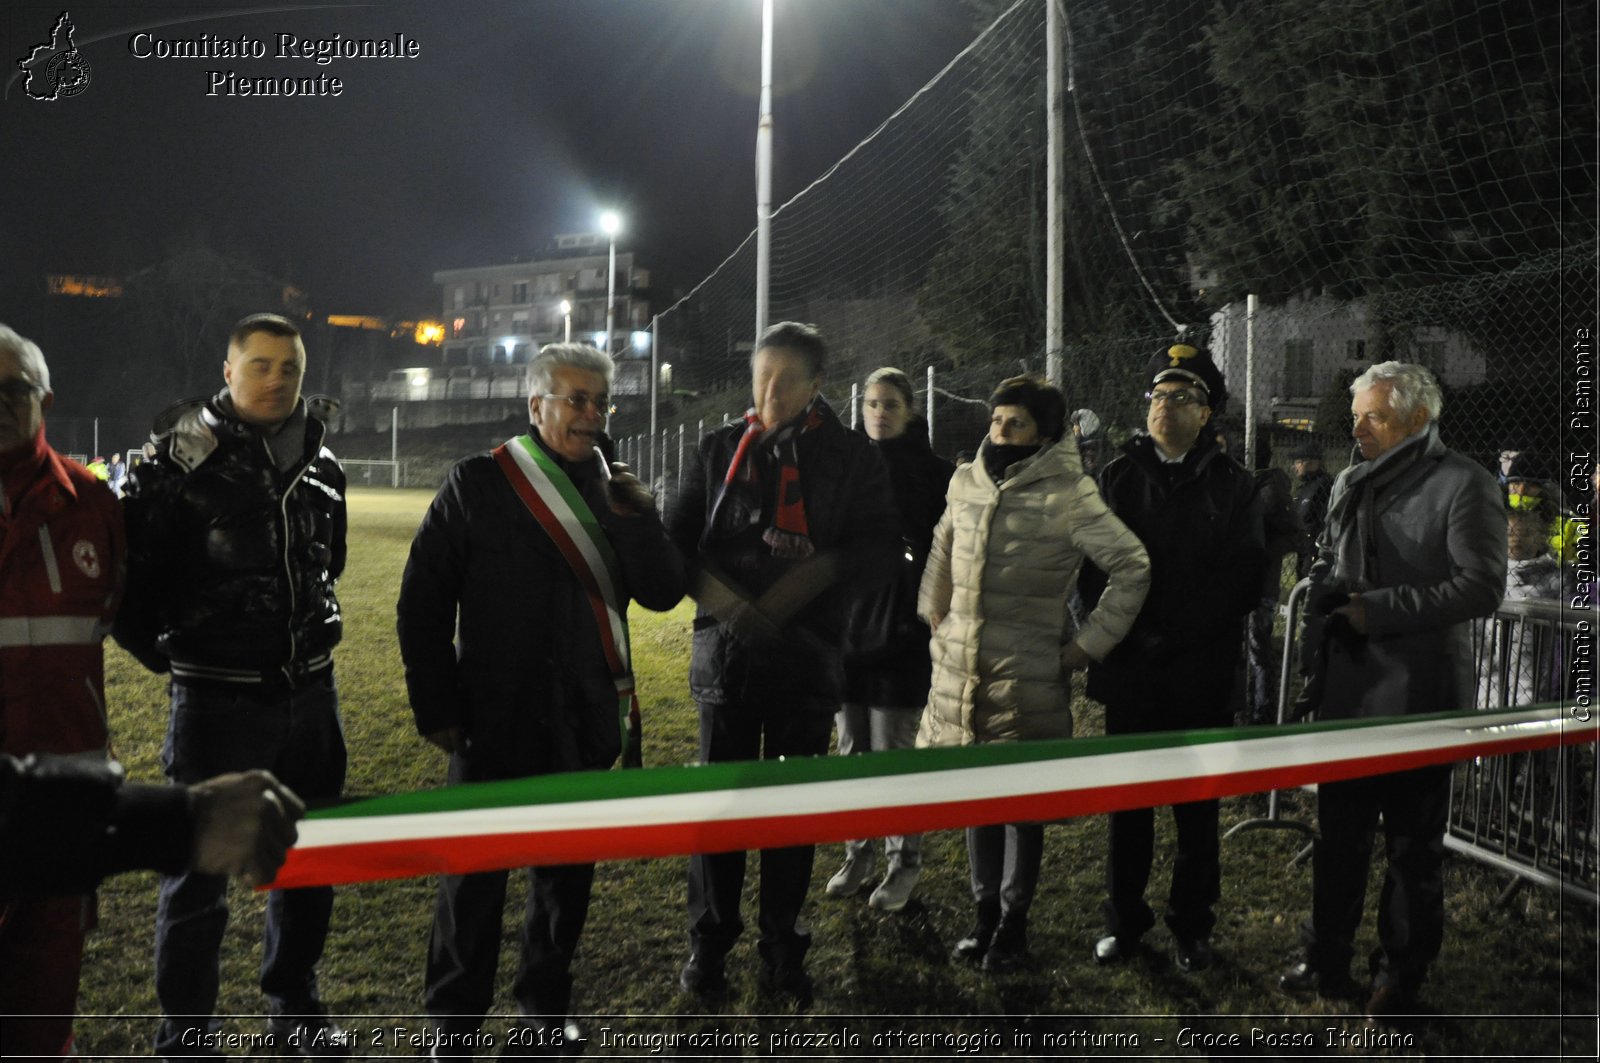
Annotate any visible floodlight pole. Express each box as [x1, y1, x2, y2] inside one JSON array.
[[650, 314, 660, 482], [755, 0, 774, 341], [1045, 0, 1064, 388], [599, 211, 621, 354], [1245, 293, 1258, 466], [605, 236, 617, 354]]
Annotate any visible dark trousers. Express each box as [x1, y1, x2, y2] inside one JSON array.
[[1102, 697, 1223, 941], [424, 862, 596, 1029], [154, 675, 346, 1058], [1104, 800, 1221, 940], [1301, 765, 1452, 992], [687, 699, 833, 970], [966, 822, 1043, 915]]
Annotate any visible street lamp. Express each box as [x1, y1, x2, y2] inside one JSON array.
[[599, 210, 621, 354], [559, 299, 572, 343], [755, 0, 773, 338]]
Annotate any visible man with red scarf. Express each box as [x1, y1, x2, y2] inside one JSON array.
[[0, 324, 125, 1057], [668, 321, 898, 1004]]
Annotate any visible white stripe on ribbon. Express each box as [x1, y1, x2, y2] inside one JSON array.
[[504, 439, 631, 671], [0, 614, 107, 649], [290, 707, 1586, 852]]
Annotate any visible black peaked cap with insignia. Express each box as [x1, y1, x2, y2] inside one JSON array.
[[1144, 343, 1227, 412]]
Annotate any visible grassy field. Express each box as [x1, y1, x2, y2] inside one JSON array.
[[73, 487, 1596, 1059]]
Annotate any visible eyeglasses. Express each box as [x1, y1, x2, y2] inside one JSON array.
[[1144, 389, 1202, 407], [0, 378, 43, 403], [541, 392, 616, 416]]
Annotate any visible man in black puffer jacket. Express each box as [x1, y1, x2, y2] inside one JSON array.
[[115, 313, 350, 1058]]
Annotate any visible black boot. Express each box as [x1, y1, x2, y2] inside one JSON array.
[[983, 910, 1028, 972], [756, 931, 814, 1007], [951, 899, 1001, 964]]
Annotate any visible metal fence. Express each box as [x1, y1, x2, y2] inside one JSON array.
[[340, 458, 403, 489], [618, 0, 1593, 498], [1452, 599, 1598, 905]]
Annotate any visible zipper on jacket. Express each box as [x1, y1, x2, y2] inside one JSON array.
[[268, 420, 321, 688]]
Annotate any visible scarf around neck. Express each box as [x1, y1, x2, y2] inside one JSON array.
[[981, 439, 1042, 485], [705, 397, 825, 559], [1327, 428, 1432, 591]]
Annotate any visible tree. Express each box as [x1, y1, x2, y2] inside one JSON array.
[[916, 0, 1214, 370], [1178, 0, 1596, 303], [119, 247, 308, 401], [915, 5, 1047, 369]]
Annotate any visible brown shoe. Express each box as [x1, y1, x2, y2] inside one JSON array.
[[1364, 984, 1415, 1023]]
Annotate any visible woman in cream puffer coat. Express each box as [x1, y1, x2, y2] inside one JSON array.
[[917, 376, 1150, 972]]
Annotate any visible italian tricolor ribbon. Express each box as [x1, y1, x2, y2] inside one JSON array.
[[492, 435, 641, 765], [267, 705, 1597, 889]]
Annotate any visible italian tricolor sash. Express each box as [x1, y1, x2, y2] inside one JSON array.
[[492, 435, 641, 767]]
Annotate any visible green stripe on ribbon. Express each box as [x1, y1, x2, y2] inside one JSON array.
[[309, 704, 1566, 821]]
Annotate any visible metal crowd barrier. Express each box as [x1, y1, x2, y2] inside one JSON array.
[[1224, 577, 1316, 845], [1227, 586, 1597, 907], [1452, 598, 1595, 906]]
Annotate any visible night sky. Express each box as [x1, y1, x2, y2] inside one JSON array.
[[2, 0, 980, 319]]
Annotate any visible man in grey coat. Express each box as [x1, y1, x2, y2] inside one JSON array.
[[1280, 362, 1506, 1020]]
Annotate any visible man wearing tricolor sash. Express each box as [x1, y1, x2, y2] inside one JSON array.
[[668, 322, 899, 1005], [398, 343, 685, 1052], [1281, 362, 1506, 1019]]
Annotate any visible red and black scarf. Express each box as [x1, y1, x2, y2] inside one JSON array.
[[705, 399, 825, 559]]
